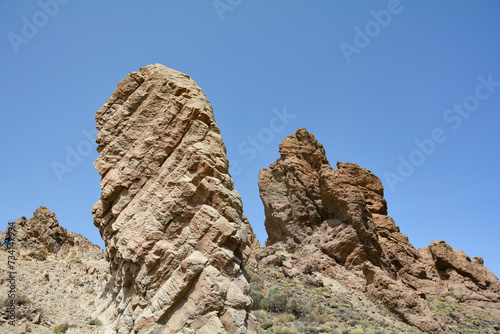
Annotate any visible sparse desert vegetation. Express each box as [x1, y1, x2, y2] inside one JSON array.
[[247, 261, 425, 334]]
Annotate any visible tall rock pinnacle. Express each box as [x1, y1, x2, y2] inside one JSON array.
[[91, 64, 255, 333]]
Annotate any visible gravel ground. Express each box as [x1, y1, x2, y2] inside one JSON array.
[[0, 244, 109, 334]]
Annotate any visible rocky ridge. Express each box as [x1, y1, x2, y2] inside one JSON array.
[[12, 206, 103, 260], [0, 207, 107, 333], [91, 64, 255, 333], [257, 127, 500, 333]]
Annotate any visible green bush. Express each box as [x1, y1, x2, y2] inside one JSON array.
[[1, 295, 32, 307], [27, 249, 48, 261], [69, 258, 82, 265], [272, 326, 295, 334], [53, 323, 70, 334], [17, 295, 32, 305], [304, 327, 320, 334], [88, 318, 102, 326], [287, 297, 313, 318], [251, 290, 265, 310], [262, 320, 275, 329], [261, 288, 288, 313], [250, 274, 265, 292], [251, 309, 267, 324], [319, 324, 332, 332]]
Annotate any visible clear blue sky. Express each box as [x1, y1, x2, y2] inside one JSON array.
[[1, 1, 499, 277]]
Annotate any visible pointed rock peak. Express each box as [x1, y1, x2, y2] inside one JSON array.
[[10, 206, 102, 260], [278, 127, 329, 170], [13, 206, 69, 253], [259, 128, 385, 247], [92, 64, 255, 333]]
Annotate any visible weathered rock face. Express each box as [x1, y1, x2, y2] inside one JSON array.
[[9, 206, 102, 260], [258, 128, 500, 332], [0, 208, 108, 332], [91, 64, 255, 333], [369, 205, 500, 327], [242, 215, 262, 259], [258, 128, 389, 272], [419, 241, 500, 317], [259, 128, 328, 245]]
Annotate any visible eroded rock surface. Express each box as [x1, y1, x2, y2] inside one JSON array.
[[91, 64, 255, 333], [11, 206, 103, 260], [0, 207, 107, 333], [419, 241, 500, 316], [243, 215, 262, 259], [258, 128, 500, 333]]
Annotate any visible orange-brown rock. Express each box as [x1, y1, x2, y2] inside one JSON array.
[[258, 129, 389, 272], [91, 64, 255, 333], [11, 206, 102, 260], [419, 241, 500, 317], [259, 128, 328, 244], [243, 215, 262, 259], [258, 128, 500, 333]]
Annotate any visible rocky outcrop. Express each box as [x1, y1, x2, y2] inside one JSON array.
[[419, 241, 500, 317], [258, 128, 500, 332], [7, 206, 102, 260], [242, 216, 262, 259], [258, 129, 391, 274], [371, 208, 500, 326], [0, 208, 108, 332], [91, 64, 255, 333]]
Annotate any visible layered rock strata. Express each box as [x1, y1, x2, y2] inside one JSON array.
[[91, 64, 255, 333], [257, 128, 500, 333]]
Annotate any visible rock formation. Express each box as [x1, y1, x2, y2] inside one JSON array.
[[257, 128, 500, 332], [0, 207, 107, 332], [242, 215, 262, 259], [11, 206, 102, 260], [91, 64, 255, 333]]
